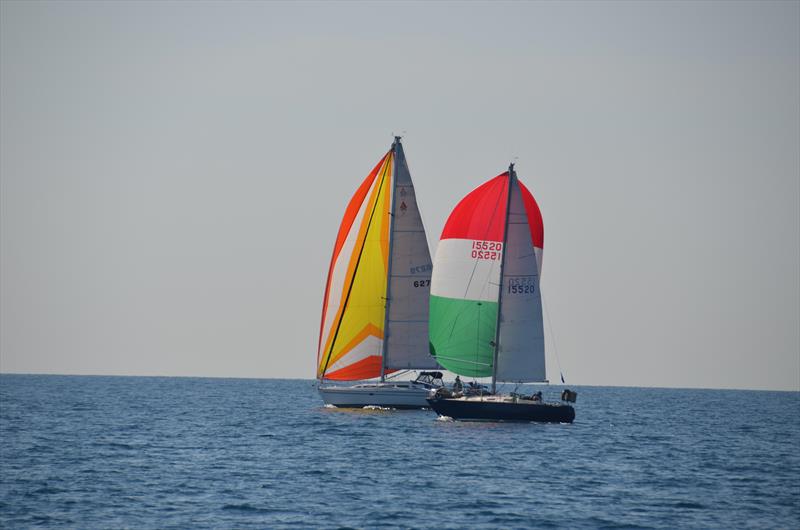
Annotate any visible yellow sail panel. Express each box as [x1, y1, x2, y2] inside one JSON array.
[[322, 325, 383, 379], [326, 167, 391, 368], [317, 153, 393, 379], [317, 153, 391, 373], [318, 162, 387, 368], [316, 162, 381, 370]]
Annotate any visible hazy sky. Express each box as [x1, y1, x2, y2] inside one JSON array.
[[1, 1, 798, 391]]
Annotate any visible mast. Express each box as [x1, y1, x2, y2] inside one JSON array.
[[379, 137, 401, 381], [491, 163, 516, 394]]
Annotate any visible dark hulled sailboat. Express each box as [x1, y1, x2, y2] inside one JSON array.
[[426, 164, 575, 422]]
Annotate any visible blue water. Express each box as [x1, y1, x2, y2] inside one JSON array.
[[1, 375, 798, 529]]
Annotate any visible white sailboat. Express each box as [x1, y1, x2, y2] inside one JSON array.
[[316, 137, 441, 409]]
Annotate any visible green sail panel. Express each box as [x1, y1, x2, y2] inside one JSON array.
[[429, 295, 497, 377]]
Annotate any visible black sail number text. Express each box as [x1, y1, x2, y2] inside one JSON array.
[[507, 277, 535, 295]]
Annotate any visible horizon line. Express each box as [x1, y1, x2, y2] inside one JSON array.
[[1, 370, 797, 393]]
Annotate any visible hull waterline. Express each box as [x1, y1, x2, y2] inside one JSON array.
[[427, 395, 575, 423], [318, 383, 433, 409]]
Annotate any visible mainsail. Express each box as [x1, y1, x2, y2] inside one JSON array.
[[317, 139, 436, 380], [429, 168, 545, 383], [383, 141, 437, 371]]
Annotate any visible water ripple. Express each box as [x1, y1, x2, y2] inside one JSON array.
[[1, 376, 798, 529]]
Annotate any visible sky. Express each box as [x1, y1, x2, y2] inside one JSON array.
[[1, 1, 798, 391]]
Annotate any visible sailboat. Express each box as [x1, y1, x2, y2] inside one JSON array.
[[316, 137, 442, 409], [426, 164, 576, 422]]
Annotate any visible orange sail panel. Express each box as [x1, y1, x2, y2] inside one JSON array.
[[317, 152, 394, 379]]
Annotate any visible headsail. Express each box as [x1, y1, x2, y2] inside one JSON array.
[[429, 175, 509, 377], [429, 170, 545, 382], [317, 152, 393, 380], [317, 140, 435, 380]]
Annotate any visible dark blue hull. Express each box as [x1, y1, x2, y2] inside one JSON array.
[[427, 396, 575, 423]]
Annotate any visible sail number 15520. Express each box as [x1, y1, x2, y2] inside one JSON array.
[[507, 277, 535, 294], [471, 240, 503, 261]]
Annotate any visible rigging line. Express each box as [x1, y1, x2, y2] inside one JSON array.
[[541, 287, 565, 384], [475, 302, 481, 378], [380, 141, 399, 381], [491, 168, 515, 394], [320, 152, 393, 378], [434, 355, 491, 367]]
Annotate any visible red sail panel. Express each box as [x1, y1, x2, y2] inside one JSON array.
[[439, 173, 510, 242], [323, 355, 395, 380], [518, 180, 544, 249]]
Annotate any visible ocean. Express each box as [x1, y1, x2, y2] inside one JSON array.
[[0, 375, 798, 529]]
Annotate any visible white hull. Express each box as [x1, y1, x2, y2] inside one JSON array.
[[318, 382, 434, 409]]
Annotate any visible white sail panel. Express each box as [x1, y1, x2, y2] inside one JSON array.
[[384, 141, 438, 370], [429, 239, 503, 303], [496, 179, 546, 382], [324, 335, 383, 376]]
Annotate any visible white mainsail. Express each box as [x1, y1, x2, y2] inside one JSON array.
[[383, 140, 438, 372], [495, 178, 546, 382]]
